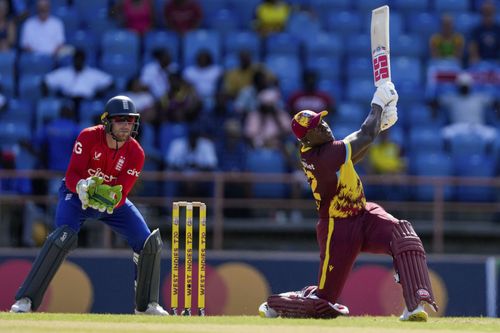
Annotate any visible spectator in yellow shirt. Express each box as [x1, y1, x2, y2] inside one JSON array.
[[429, 14, 465, 61], [368, 130, 406, 174], [254, 0, 291, 37]]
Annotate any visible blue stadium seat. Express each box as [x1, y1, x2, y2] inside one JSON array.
[[354, 0, 388, 13], [453, 12, 481, 35], [223, 30, 261, 59], [455, 154, 496, 202], [345, 33, 371, 57], [159, 123, 188, 155], [54, 5, 79, 40], [36, 97, 63, 130], [391, 34, 425, 58], [407, 12, 439, 40], [101, 29, 140, 61], [182, 30, 221, 66], [0, 121, 31, 146], [408, 126, 445, 157], [411, 152, 454, 201], [245, 148, 289, 198], [346, 57, 372, 81], [317, 79, 343, 100], [391, 57, 423, 86], [392, 0, 429, 12], [303, 32, 343, 60], [433, 0, 470, 13], [326, 11, 362, 35], [18, 53, 55, 77], [67, 29, 98, 64], [18, 75, 43, 103], [264, 55, 302, 96], [79, 99, 105, 126], [447, 131, 492, 158], [265, 32, 300, 57], [138, 122, 157, 151], [100, 53, 138, 81], [0, 74, 15, 98], [285, 12, 322, 43], [207, 9, 239, 34], [346, 79, 373, 104], [86, 14, 118, 42], [335, 102, 365, 125], [305, 56, 341, 82], [0, 50, 16, 77], [0, 98, 32, 125], [143, 30, 180, 64], [199, 0, 228, 26], [74, 0, 108, 25], [226, 0, 260, 28]]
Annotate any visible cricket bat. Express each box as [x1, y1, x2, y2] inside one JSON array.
[[371, 5, 391, 87]]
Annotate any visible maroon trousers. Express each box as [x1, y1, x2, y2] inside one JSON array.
[[315, 202, 398, 303]]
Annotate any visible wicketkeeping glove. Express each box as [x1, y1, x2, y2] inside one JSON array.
[[371, 81, 399, 108], [88, 184, 123, 214], [76, 176, 104, 210], [380, 105, 398, 131]]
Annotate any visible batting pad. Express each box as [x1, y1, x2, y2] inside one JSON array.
[[391, 221, 438, 312]]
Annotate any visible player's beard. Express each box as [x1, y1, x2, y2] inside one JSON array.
[[112, 127, 131, 142]]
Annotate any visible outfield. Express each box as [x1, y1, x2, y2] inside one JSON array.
[[1, 313, 499, 333]]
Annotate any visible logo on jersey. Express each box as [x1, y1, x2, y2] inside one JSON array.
[[115, 156, 125, 171], [127, 168, 140, 177], [301, 160, 315, 171], [93, 152, 102, 160], [88, 168, 117, 182], [73, 141, 83, 154], [65, 193, 73, 201]]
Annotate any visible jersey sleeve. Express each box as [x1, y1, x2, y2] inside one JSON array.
[[64, 129, 94, 192], [314, 140, 347, 180], [114, 143, 145, 206]]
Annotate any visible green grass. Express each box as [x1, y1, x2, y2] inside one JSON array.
[[1, 313, 499, 333]]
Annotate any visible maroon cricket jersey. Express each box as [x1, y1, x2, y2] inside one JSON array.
[[65, 125, 145, 207], [300, 140, 366, 219]]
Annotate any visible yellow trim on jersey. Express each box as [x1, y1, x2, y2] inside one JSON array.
[[342, 140, 351, 163], [319, 217, 335, 289]]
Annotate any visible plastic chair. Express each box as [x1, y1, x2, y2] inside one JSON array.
[[392, 0, 429, 12], [303, 32, 343, 60], [326, 11, 362, 35], [433, 0, 469, 13], [346, 57, 372, 81], [355, 0, 388, 13], [264, 54, 302, 85], [407, 12, 439, 40], [158, 123, 188, 155], [305, 56, 341, 82], [265, 32, 300, 57], [36, 97, 63, 130], [453, 12, 481, 35], [411, 152, 454, 201], [335, 102, 365, 124], [391, 34, 425, 58], [245, 148, 289, 198], [346, 79, 373, 104], [182, 30, 221, 66], [226, 0, 260, 28], [18, 53, 55, 76], [0, 98, 32, 125], [206, 9, 239, 34], [407, 126, 445, 158], [100, 53, 138, 81], [18, 75, 43, 103], [345, 33, 371, 58], [0, 50, 16, 77], [143, 30, 180, 63], [391, 57, 423, 86], [79, 99, 105, 126], [286, 12, 322, 43], [455, 154, 496, 202], [223, 30, 261, 59], [101, 29, 140, 61], [74, 0, 109, 25], [0, 74, 15, 98]]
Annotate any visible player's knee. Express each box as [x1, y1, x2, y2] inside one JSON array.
[[391, 220, 424, 256], [141, 229, 162, 254], [47, 225, 78, 251]]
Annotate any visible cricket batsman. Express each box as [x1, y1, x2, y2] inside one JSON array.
[[11, 95, 168, 315], [259, 82, 438, 321]]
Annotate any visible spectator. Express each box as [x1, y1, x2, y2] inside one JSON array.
[[217, 118, 248, 172], [164, 0, 202, 35], [429, 14, 464, 61], [124, 75, 156, 122], [140, 48, 178, 101], [0, 0, 17, 51], [254, 0, 291, 37], [165, 126, 218, 197], [182, 49, 223, 106], [436, 73, 498, 143], [159, 70, 202, 122], [368, 129, 406, 175], [112, 0, 154, 35], [20, 0, 65, 56], [223, 50, 273, 99], [234, 69, 275, 117], [468, 0, 500, 64], [287, 70, 335, 117], [244, 88, 291, 149], [43, 49, 113, 107]]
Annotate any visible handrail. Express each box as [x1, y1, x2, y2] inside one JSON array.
[[0, 170, 498, 253]]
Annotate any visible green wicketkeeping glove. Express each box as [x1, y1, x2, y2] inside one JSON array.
[[76, 176, 104, 210], [88, 184, 123, 214]]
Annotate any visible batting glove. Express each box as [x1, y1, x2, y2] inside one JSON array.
[[76, 176, 103, 210], [371, 81, 399, 108], [380, 105, 398, 131]]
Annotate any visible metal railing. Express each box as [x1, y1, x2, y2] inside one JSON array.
[[0, 170, 499, 253]]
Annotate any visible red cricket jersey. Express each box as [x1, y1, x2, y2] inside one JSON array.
[[65, 125, 145, 207]]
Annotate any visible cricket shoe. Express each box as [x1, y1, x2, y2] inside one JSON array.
[[399, 303, 428, 322], [258, 302, 278, 318], [135, 302, 169, 316], [10, 297, 32, 313]]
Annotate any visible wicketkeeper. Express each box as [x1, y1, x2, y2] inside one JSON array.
[[11, 96, 168, 315], [259, 82, 438, 321]]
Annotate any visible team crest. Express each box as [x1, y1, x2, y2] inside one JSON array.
[[293, 110, 316, 128]]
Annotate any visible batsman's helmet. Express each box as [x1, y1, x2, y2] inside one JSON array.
[[101, 95, 140, 138]]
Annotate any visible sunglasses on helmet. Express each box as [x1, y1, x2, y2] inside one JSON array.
[[111, 115, 137, 123]]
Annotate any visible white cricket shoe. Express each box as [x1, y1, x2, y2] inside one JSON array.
[[258, 302, 278, 318], [399, 303, 428, 322], [135, 302, 169, 316], [10, 297, 32, 313]]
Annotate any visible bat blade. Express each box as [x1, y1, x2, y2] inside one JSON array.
[[371, 5, 391, 87]]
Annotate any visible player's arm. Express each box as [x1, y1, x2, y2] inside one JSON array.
[[344, 82, 398, 161], [65, 130, 93, 192], [114, 145, 145, 207]]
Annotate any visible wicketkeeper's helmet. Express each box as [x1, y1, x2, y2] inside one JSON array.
[[101, 95, 140, 138]]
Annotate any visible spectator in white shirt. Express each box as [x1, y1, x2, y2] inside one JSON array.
[[124, 75, 156, 122], [43, 49, 113, 100], [182, 49, 222, 107], [20, 0, 65, 56], [140, 48, 177, 100]]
